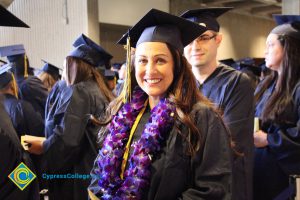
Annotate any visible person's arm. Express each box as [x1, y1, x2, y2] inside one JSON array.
[[181, 105, 232, 200], [222, 74, 254, 152], [266, 85, 300, 173]]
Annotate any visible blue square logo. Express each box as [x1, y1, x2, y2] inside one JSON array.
[[8, 162, 36, 190]]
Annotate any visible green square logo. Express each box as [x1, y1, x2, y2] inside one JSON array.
[[8, 162, 36, 190]]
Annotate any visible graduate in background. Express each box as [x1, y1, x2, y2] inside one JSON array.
[[0, 44, 48, 120], [0, 4, 39, 200], [0, 99, 40, 200], [26, 41, 114, 200], [103, 69, 117, 92], [89, 9, 232, 199], [0, 64, 44, 138], [253, 15, 300, 200], [37, 59, 61, 92], [181, 7, 254, 200]]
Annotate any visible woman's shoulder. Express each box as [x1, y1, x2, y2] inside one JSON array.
[[191, 102, 222, 125], [293, 81, 300, 105]]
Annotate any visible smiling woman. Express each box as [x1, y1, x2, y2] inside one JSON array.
[[88, 8, 233, 200], [135, 42, 174, 108]]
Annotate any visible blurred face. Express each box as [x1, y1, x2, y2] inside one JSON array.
[[265, 33, 283, 72], [135, 42, 174, 99], [184, 30, 222, 68], [65, 58, 77, 86]]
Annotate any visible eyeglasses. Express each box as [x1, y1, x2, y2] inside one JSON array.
[[195, 34, 217, 43]]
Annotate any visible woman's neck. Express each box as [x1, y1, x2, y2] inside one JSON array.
[[149, 96, 162, 109]]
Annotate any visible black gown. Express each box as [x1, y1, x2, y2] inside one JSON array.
[[89, 102, 232, 200], [43, 80, 109, 200], [0, 98, 39, 200], [197, 64, 254, 200], [254, 79, 300, 200], [2, 93, 44, 138], [17, 76, 48, 120]]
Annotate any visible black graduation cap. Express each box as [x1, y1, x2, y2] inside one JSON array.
[[180, 7, 233, 32], [0, 59, 7, 64], [0, 64, 13, 88], [41, 59, 61, 80], [72, 34, 113, 66], [219, 58, 238, 68], [271, 15, 300, 40], [104, 69, 117, 80], [238, 63, 261, 77], [0, 5, 29, 28], [117, 8, 207, 53]]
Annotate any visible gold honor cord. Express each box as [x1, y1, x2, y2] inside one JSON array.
[[11, 73, 18, 99], [24, 55, 28, 78], [121, 36, 132, 103], [120, 99, 148, 180]]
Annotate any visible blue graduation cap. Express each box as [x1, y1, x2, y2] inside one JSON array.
[[68, 44, 110, 67], [0, 64, 13, 88], [0, 5, 29, 28], [72, 34, 113, 66], [112, 62, 123, 70], [41, 59, 61, 80], [0, 44, 25, 60], [271, 15, 300, 40], [0, 44, 30, 78], [117, 9, 207, 54], [273, 15, 300, 25], [180, 7, 233, 32], [104, 69, 117, 80]]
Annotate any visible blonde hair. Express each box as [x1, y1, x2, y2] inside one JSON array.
[[38, 71, 57, 92]]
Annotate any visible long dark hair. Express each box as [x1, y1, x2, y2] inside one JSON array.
[[255, 34, 300, 124], [99, 43, 213, 156], [66, 57, 115, 102]]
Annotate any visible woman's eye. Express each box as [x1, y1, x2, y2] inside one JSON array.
[[156, 58, 166, 65], [137, 59, 147, 65]]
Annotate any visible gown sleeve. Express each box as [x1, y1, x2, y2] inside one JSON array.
[[19, 101, 45, 137], [182, 104, 232, 200], [266, 84, 300, 174], [222, 74, 254, 152]]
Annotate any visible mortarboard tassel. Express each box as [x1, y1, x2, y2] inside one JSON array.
[[11, 73, 18, 99], [24, 54, 28, 78], [121, 32, 132, 103]]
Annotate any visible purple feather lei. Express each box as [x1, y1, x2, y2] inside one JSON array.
[[96, 87, 175, 199]]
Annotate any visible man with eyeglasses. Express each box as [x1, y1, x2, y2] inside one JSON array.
[[181, 7, 254, 200]]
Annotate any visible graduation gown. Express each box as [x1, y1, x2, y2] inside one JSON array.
[[0, 100, 39, 200], [197, 64, 254, 200], [18, 76, 48, 120], [43, 80, 109, 200], [44, 80, 69, 138], [89, 102, 232, 200], [253, 80, 300, 200], [3, 93, 44, 138]]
